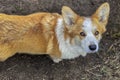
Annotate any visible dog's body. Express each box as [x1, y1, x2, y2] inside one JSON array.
[[0, 3, 110, 63]]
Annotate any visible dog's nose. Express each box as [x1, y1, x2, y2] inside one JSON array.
[[89, 44, 96, 51]]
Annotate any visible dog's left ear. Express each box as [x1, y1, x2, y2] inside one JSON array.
[[62, 6, 77, 26], [92, 2, 110, 26]]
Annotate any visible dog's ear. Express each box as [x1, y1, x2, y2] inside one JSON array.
[[62, 6, 77, 26], [92, 2, 110, 26]]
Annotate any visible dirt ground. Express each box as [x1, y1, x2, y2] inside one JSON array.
[[0, 0, 120, 80]]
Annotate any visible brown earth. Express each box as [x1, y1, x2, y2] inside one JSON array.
[[0, 0, 120, 80]]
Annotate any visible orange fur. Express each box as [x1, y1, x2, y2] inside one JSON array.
[[0, 13, 61, 61]]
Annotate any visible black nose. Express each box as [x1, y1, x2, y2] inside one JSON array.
[[89, 44, 96, 51]]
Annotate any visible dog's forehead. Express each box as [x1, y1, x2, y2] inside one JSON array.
[[82, 17, 96, 32]]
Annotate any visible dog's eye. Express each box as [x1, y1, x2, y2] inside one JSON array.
[[80, 32, 86, 36], [95, 31, 99, 35]]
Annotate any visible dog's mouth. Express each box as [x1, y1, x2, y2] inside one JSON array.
[[85, 47, 99, 54], [88, 50, 97, 54], [87, 47, 99, 53]]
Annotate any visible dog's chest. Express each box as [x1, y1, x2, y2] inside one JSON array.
[[58, 39, 86, 59], [60, 44, 84, 59]]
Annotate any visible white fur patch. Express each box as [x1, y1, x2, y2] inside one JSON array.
[[55, 19, 86, 59], [81, 18, 99, 53]]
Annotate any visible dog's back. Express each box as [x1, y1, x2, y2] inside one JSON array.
[[0, 13, 61, 61]]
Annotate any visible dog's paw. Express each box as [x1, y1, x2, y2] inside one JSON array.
[[53, 58, 62, 63]]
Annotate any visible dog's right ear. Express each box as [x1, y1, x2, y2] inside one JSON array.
[[62, 6, 77, 26], [92, 2, 110, 26]]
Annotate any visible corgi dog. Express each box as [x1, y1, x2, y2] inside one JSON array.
[[0, 3, 110, 63]]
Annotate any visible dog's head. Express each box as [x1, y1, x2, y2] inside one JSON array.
[[62, 3, 110, 53]]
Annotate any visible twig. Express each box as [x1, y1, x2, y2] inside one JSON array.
[[86, 70, 102, 77], [85, 65, 102, 77], [7, 64, 17, 71], [107, 44, 114, 53], [86, 65, 100, 71]]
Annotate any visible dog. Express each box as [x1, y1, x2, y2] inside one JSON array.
[[0, 2, 110, 63]]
